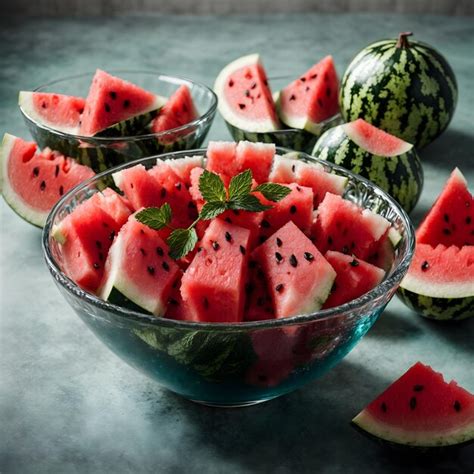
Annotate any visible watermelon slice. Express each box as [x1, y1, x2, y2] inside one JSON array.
[[275, 56, 339, 134], [235, 141, 275, 183], [19, 91, 85, 134], [352, 362, 474, 449], [180, 220, 250, 322], [206, 141, 238, 177], [151, 85, 198, 135], [323, 251, 385, 308], [416, 168, 473, 247], [268, 155, 298, 183], [163, 155, 203, 186], [99, 214, 180, 315], [312, 192, 391, 260], [79, 69, 163, 136], [214, 54, 280, 133], [0, 134, 94, 227], [244, 262, 274, 322], [253, 220, 336, 318]]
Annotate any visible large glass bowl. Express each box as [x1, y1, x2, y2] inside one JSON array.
[[42, 148, 415, 407], [20, 71, 217, 173], [224, 76, 342, 153]]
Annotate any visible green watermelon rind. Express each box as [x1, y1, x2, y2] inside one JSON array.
[[397, 287, 474, 321], [339, 37, 458, 149], [312, 124, 423, 213]]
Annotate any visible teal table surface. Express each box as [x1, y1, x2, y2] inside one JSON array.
[[0, 13, 473, 474]]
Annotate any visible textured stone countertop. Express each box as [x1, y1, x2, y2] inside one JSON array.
[[0, 13, 473, 474]]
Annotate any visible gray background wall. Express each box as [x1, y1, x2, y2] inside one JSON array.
[[4, 0, 473, 16]]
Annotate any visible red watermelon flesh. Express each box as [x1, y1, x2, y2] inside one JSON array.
[[19, 91, 85, 133], [253, 220, 336, 318], [99, 215, 180, 315], [180, 220, 250, 322], [215, 54, 280, 132], [164, 155, 203, 186], [401, 243, 474, 299], [88, 188, 132, 228], [268, 155, 298, 183], [323, 251, 385, 308], [313, 193, 391, 260], [416, 168, 473, 247], [244, 262, 274, 322], [344, 118, 413, 157], [0, 134, 94, 227], [151, 85, 198, 133], [277, 56, 339, 130], [235, 141, 275, 183], [165, 273, 194, 321], [79, 69, 159, 136], [206, 141, 238, 177], [258, 183, 314, 242], [352, 362, 474, 446]]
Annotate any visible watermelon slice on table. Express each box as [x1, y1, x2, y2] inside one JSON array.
[[0, 134, 94, 228], [19, 91, 85, 134], [352, 362, 474, 449], [180, 219, 250, 322], [275, 56, 339, 134], [214, 54, 280, 133], [253, 221, 336, 318], [79, 69, 163, 137], [416, 168, 473, 247], [99, 214, 180, 315], [323, 251, 385, 309]]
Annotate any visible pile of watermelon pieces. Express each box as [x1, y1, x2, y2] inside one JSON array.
[[53, 140, 398, 323]]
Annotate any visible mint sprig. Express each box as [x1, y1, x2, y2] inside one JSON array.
[[136, 169, 290, 259]]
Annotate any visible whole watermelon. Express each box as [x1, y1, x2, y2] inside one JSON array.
[[339, 32, 458, 149]]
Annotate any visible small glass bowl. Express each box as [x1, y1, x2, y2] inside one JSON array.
[[20, 71, 217, 172], [43, 148, 415, 407], [224, 76, 342, 154]]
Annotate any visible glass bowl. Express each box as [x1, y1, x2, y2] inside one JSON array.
[[224, 76, 342, 153], [42, 148, 415, 407], [20, 71, 217, 172]]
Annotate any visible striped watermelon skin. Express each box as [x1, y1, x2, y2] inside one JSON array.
[[313, 124, 423, 213], [339, 35, 457, 149]]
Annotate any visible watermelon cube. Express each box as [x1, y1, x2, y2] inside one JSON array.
[[268, 155, 298, 183], [180, 220, 250, 322], [253, 220, 336, 318], [235, 141, 275, 183], [206, 141, 238, 177], [164, 155, 203, 186]]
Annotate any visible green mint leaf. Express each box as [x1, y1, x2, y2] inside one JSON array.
[[254, 183, 292, 202], [199, 170, 227, 202], [228, 194, 272, 212], [199, 201, 227, 220], [135, 204, 172, 230], [167, 228, 198, 260], [228, 169, 252, 200]]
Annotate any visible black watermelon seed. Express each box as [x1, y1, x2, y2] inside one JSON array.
[[123, 99, 130, 109], [40, 180, 46, 191], [305, 86, 310, 92], [59, 186, 64, 196], [296, 186, 301, 192], [310, 73, 318, 79], [257, 269, 265, 279], [109, 91, 117, 100], [259, 236, 267, 244], [245, 283, 254, 295], [249, 260, 257, 268], [381, 402, 387, 413], [443, 213, 450, 223], [228, 79, 234, 87], [317, 98, 323, 107], [140, 248, 146, 256], [104, 103, 111, 112], [33, 167, 40, 177], [93, 263, 100, 270], [225, 231, 232, 242], [162, 261, 170, 272], [156, 246, 164, 256], [238, 103, 246, 109], [109, 231, 116, 241], [147, 266, 155, 276], [203, 297, 209, 309], [169, 298, 179, 306], [140, 229, 144, 234], [212, 241, 220, 251], [421, 261, 429, 271], [261, 219, 271, 228], [409, 397, 417, 410], [263, 79, 268, 85], [291, 165, 296, 172], [300, 77, 306, 82], [289, 254, 298, 267], [413, 384, 424, 392], [350, 259, 359, 267], [175, 182, 182, 191], [239, 245, 246, 255], [41, 102, 47, 108], [289, 94, 296, 101], [55, 165, 60, 177], [304, 252, 314, 262], [276, 237, 283, 247], [332, 282, 337, 292], [466, 216, 472, 225], [326, 87, 331, 97], [160, 188, 167, 198], [275, 283, 284, 293], [244, 90, 250, 97], [443, 228, 451, 235], [95, 240, 102, 249], [98, 252, 104, 261], [327, 236, 333, 245], [290, 205, 297, 214], [453, 400, 461, 412], [197, 247, 203, 252], [225, 217, 232, 223], [251, 82, 257, 89], [275, 252, 283, 262]]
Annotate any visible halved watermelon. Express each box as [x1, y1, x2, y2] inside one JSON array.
[[0, 134, 94, 227], [80, 69, 163, 136], [275, 56, 339, 133], [214, 54, 280, 133], [352, 362, 474, 449], [19, 91, 85, 134]]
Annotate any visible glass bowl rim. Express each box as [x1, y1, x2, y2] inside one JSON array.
[[20, 69, 218, 142], [42, 147, 415, 332]]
